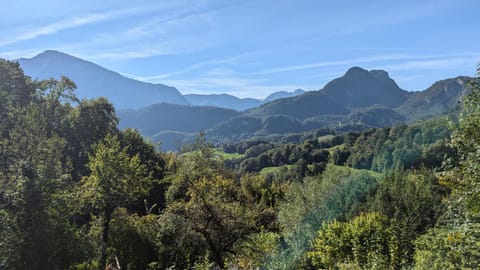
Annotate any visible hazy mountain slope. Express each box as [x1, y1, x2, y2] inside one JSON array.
[[118, 103, 240, 136], [185, 93, 261, 111], [262, 89, 306, 103], [247, 91, 348, 120], [321, 67, 411, 108], [150, 131, 197, 152], [348, 105, 406, 127], [395, 76, 470, 121], [245, 67, 409, 121], [185, 89, 306, 111], [19, 50, 189, 109], [121, 72, 472, 148]]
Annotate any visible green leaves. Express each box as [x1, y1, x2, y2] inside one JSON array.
[[449, 74, 480, 216], [160, 150, 262, 268], [411, 69, 480, 269], [414, 223, 480, 270], [308, 212, 392, 269], [77, 134, 152, 212]]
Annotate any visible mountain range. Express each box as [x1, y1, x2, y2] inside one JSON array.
[[16, 50, 471, 150], [19, 50, 188, 109], [18, 50, 305, 110], [121, 67, 468, 150], [185, 89, 305, 111]]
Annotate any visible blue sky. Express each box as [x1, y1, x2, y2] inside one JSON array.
[[1, 0, 479, 98]]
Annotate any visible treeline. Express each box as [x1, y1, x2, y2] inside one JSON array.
[[0, 58, 479, 270], [221, 116, 456, 184]]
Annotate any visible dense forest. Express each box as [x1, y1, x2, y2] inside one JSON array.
[[0, 58, 479, 270]]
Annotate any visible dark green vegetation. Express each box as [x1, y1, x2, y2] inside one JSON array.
[[1, 58, 480, 269], [118, 103, 240, 136]]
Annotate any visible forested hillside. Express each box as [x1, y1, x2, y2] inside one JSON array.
[[117, 103, 240, 136], [1, 58, 479, 270]]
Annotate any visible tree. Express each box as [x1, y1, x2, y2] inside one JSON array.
[[272, 165, 379, 268], [449, 69, 480, 215], [162, 148, 258, 269], [76, 135, 152, 270], [0, 60, 35, 136], [108, 208, 159, 270], [0, 70, 98, 269], [371, 168, 447, 268], [68, 97, 118, 180], [413, 68, 480, 269], [414, 224, 480, 270], [308, 212, 392, 269], [120, 128, 167, 212]]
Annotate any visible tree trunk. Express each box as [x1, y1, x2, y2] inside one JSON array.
[[214, 250, 225, 269], [99, 207, 113, 270]]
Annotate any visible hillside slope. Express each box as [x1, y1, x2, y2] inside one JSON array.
[[185, 93, 261, 111], [19, 50, 189, 109], [118, 103, 240, 136], [395, 76, 470, 121]]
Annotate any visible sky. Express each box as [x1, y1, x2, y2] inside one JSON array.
[[1, 0, 479, 99]]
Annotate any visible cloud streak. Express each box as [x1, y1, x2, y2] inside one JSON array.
[[378, 57, 478, 72], [132, 54, 249, 81], [126, 51, 480, 99], [255, 53, 480, 75], [0, 6, 151, 46]]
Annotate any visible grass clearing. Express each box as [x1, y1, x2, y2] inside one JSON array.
[[260, 164, 294, 175], [213, 148, 245, 160]]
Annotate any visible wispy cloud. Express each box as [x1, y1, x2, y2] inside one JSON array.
[[378, 57, 478, 72], [0, 6, 152, 46], [0, 48, 45, 59], [161, 75, 313, 99], [255, 53, 480, 75], [49, 7, 218, 60], [131, 54, 248, 81], [80, 39, 213, 60]]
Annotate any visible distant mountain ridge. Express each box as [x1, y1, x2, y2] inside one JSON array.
[[18, 50, 189, 109], [396, 76, 469, 121], [185, 94, 261, 111], [263, 89, 306, 103], [138, 68, 470, 150], [246, 67, 411, 120], [321, 67, 411, 108], [185, 89, 306, 111], [18, 50, 309, 111]]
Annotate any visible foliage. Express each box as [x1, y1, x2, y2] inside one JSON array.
[[371, 168, 448, 268], [346, 118, 454, 171], [229, 231, 280, 268], [160, 147, 275, 268], [308, 212, 392, 269], [412, 69, 480, 269], [108, 208, 159, 270], [270, 165, 379, 268], [76, 134, 153, 269], [449, 73, 480, 215], [414, 223, 480, 270]]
